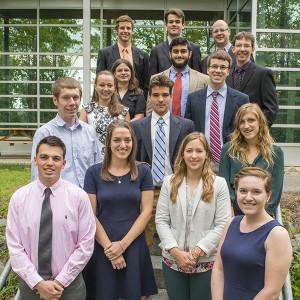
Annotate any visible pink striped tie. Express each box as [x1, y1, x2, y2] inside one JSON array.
[[210, 92, 221, 163]]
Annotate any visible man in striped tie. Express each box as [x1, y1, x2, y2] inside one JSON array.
[[185, 51, 249, 171], [131, 75, 195, 246]]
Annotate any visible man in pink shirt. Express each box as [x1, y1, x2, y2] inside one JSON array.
[[6, 136, 96, 300]]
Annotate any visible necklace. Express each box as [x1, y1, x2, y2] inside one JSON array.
[[116, 176, 122, 184]]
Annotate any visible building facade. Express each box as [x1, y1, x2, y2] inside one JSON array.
[[1, 0, 299, 164]]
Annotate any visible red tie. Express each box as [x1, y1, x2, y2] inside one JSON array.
[[172, 73, 182, 116], [210, 92, 222, 164]]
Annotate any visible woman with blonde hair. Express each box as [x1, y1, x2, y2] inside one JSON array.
[[212, 167, 292, 300], [156, 132, 231, 300], [79, 70, 130, 155], [219, 103, 284, 217]]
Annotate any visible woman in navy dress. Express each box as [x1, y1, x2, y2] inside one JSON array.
[[83, 120, 157, 299], [211, 167, 292, 300]]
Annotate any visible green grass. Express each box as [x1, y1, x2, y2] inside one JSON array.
[[0, 164, 30, 300]]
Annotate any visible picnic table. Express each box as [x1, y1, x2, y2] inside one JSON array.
[[0, 127, 37, 145]]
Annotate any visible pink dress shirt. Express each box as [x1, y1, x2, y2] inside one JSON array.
[[6, 177, 96, 289]]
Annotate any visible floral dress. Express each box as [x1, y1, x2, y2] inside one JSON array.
[[84, 102, 129, 155]]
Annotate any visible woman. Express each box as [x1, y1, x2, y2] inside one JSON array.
[[79, 70, 130, 155], [111, 58, 146, 121], [219, 103, 284, 217], [155, 132, 231, 300], [211, 167, 292, 300], [83, 120, 157, 300]]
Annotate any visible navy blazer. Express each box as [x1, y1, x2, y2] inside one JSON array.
[[96, 43, 150, 97], [184, 86, 249, 143], [130, 115, 195, 169], [149, 40, 202, 77], [226, 62, 278, 126]]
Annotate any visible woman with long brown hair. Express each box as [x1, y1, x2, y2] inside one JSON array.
[[155, 132, 231, 300], [79, 70, 130, 155], [219, 103, 284, 217]]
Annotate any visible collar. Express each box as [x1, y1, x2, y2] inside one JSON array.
[[55, 114, 82, 129], [152, 110, 170, 125], [216, 43, 231, 52], [170, 66, 189, 76], [118, 42, 132, 51], [207, 84, 227, 99], [36, 177, 63, 198], [234, 60, 252, 72], [167, 37, 173, 45]]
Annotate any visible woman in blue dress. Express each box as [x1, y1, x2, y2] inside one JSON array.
[[211, 167, 292, 300], [83, 120, 157, 299]]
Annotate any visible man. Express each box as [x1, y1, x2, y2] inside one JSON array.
[[185, 51, 249, 165], [226, 31, 278, 126], [131, 75, 195, 246], [96, 15, 150, 97], [147, 36, 209, 116], [149, 8, 202, 77], [7, 136, 96, 300], [31, 77, 101, 187], [201, 20, 254, 74]]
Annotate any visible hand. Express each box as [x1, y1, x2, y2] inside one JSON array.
[[104, 241, 125, 261], [34, 280, 63, 300], [170, 248, 196, 271], [111, 254, 127, 270], [190, 246, 205, 262]]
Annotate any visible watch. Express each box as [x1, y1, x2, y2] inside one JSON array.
[[194, 247, 205, 257]]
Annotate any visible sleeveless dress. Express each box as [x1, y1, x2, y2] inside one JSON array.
[[84, 102, 129, 155], [220, 215, 281, 300], [83, 162, 158, 300]]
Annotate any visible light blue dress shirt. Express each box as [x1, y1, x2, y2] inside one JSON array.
[[31, 114, 102, 187], [205, 84, 227, 147]]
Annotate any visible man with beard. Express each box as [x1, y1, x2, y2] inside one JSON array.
[[147, 37, 209, 116], [31, 77, 101, 187]]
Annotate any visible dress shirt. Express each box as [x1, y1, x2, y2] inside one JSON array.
[[31, 114, 102, 187], [151, 111, 173, 183], [6, 177, 96, 289], [169, 67, 190, 117], [205, 84, 227, 147], [118, 42, 133, 65], [217, 43, 232, 52]]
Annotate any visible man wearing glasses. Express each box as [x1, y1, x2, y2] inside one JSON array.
[[185, 51, 249, 168]]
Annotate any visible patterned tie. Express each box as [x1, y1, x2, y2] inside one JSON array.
[[172, 72, 182, 116], [210, 92, 222, 164], [235, 68, 243, 91], [152, 118, 166, 184], [122, 48, 132, 65], [38, 187, 53, 280]]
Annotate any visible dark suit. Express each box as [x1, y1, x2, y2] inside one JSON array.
[[149, 40, 202, 77], [96, 43, 150, 97], [131, 114, 195, 168], [226, 62, 278, 126], [185, 86, 249, 143]]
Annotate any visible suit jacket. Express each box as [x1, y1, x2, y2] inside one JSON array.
[[201, 47, 254, 75], [184, 86, 249, 143], [96, 43, 150, 97], [130, 114, 195, 169], [226, 62, 278, 126], [155, 175, 231, 262], [149, 40, 202, 77], [146, 67, 209, 115]]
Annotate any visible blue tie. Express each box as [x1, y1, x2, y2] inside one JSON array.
[[152, 117, 166, 184]]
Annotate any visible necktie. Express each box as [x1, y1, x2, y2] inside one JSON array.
[[235, 68, 243, 91], [172, 72, 182, 116], [122, 48, 132, 65], [38, 187, 53, 280], [210, 92, 222, 164], [152, 118, 166, 184]]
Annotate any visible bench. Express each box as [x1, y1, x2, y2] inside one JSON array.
[[0, 128, 37, 146]]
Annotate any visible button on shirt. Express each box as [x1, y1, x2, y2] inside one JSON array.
[[169, 67, 190, 117], [151, 111, 173, 183], [205, 85, 227, 147], [31, 114, 102, 187], [6, 177, 96, 289]]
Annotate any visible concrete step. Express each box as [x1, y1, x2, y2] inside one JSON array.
[[148, 289, 168, 300]]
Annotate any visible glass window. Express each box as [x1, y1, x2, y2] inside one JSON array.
[[0, 111, 37, 124], [256, 32, 300, 49], [0, 9, 37, 24], [0, 97, 37, 109], [275, 109, 300, 125], [271, 127, 300, 143], [256, 52, 300, 68], [40, 10, 83, 25], [40, 97, 55, 109], [277, 90, 300, 106], [0, 54, 37, 67], [40, 111, 57, 123], [0, 69, 37, 81], [273, 71, 300, 87], [0, 83, 37, 95], [40, 54, 80, 67]]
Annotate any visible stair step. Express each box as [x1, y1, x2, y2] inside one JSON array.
[[148, 289, 168, 299]]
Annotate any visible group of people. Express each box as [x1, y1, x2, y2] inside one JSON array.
[[6, 7, 293, 300]]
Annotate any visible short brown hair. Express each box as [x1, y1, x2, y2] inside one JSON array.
[[52, 77, 82, 98], [36, 136, 66, 159], [149, 74, 174, 95], [232, 31, 255, 47], [207, 50, 232, 69], [164, 8, 185, 24], [115, 15, 134, 30]]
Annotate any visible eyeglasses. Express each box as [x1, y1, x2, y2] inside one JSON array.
[[150, 93, 171, 99], [208, 64, 229, 71], [234, 43, 253, 49], [213, 28, 229, 34]]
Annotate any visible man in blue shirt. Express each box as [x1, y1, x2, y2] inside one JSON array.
[[31, 77, 101, 187]]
